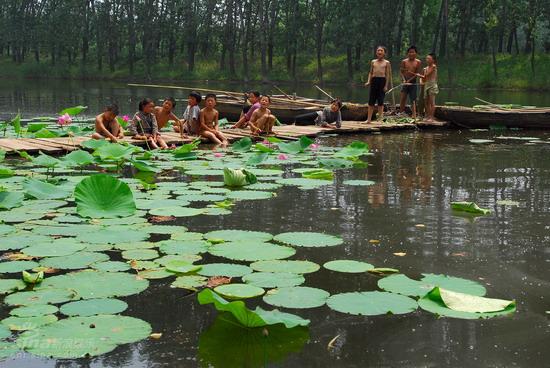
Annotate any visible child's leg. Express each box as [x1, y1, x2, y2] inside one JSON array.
[[215, 131, 227, 143], [156, 136, 168, 149], [147, 136, 159, 149], [377, 105, 384, 121], [91, 133, 103, 140], [266, 115, 276, 133], [399, 91, 407, 113], [429, 95, 436, 119], [366, 105, 374, 123], [202, 131, 222, 145]]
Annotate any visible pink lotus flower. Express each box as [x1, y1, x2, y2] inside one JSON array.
[[57, 113, 72, 126], [310, 143, 319, 150], [214, 152, 223, 158], [262, 140, 271, 145], [277, 153, 289, 160], [122, 115, 130, 122]]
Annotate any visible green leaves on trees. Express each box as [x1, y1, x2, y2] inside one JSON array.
[[74, 174, 136, 218]]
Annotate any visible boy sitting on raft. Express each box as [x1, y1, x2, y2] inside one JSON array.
[[176, 91, 202, 136], [249, 95, 276, 135], [128, 98, 169, 149], [154, 97, 184, 132], [315, 99, 343, 129], [200, 94, 228, 146], [92, 104, 124, 143]]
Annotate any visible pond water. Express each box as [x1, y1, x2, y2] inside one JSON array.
[[1, 129, 548, 367], [1, 79, 550, 120]]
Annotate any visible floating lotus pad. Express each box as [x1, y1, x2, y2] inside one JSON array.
[[250, 260, 320, 274], [59, 298, 128, 316], [40, 252, 110, 270], [5, 289, 76, 306], [92, 261, 131, 272], [159, 240, 210, 255], [22, 179, 71, 200], [0, 233, 52, 251], [418, 287, 516, 319], [243, 272, 305, 288], [209, 242, 296, 262], [76, 228, 150, 244], [156, 254, 202, 266], [275, 178, 332, 189], [198, 263, 253, 277], [0, 260, 40, 273], [165, 261, 202, 274], [17, 315, 152, 358], [274, 232, 343, 248], [327, 291, 418, 315], [10, 304, 59, 317], [0, 224, 15, 235], [143, 225, 188, 234], [226, 191, 275, 200], [1, 315, 58, 331], [171, 232, 205, 241], [38, 270, 149, 300], [121, 249, 159, 261], [377, 274, 486, 298], [171, 275, 208, 290], [137, 268, 175, 279], [323, 260, 374, 273], [22, 242, 87, 257], [0, 341, 19, 359], [0, 279, 27, 295], [149, 206, 205, 217], [74, 174, 136, 218], [204, 230, 273, 242], [214, 284, 265, 299], [263, 287, 330, 309]]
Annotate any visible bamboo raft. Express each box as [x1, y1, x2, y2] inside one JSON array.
[[0, 120, 448, 155]]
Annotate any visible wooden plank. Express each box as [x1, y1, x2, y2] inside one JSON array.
[[21, 139, 74, 152], [0, 139, 58, 152]]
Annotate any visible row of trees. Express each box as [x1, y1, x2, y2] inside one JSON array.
[[0, 0, 549, 81]]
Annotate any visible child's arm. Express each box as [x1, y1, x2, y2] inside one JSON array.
[[385, 61, 392, 91], [365, 61, 374, 86], [199, 109, 214, 133], [214, 111, 219, 131], [115, 122, 124, 138], [151, 114, 160, 137], [169, 112, 183, 128], [95, 117, 117, 141], [248, 110, 261, 132], [400, 60, 407, 82]]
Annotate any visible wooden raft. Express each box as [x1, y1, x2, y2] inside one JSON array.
[[0, 120, 449, 155]]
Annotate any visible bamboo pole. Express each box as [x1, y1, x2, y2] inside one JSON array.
[[314, 85, 335, 100], [273, 85, 293, 100]]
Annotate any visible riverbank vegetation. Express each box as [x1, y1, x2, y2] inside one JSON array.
[[0, 1, 549, 90]]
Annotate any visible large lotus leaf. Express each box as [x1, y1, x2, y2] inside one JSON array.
[[136, 198, 189, 210], [198, 289, 309, 328], [0, 224, 15, 235], [323, 260, 374, 273], [10, 304, 59, 317], [246, 182, 282, 191], [17, 315, 152, 358], [274, 232, 343, 248], [31, 224, 99, 237], [335, 141, 369, 158], [81, 139, 109, 150], [22, 178, 71, 200], [171, 231, 204, 241], [121, 249, 159, 261], [171, 275, 208, 290], [143, 225, 188, 235], [263, 287, 329, 309], [92, 261, 131, 272], [0, 233, 52, 251], [434, 287, 514, 313], [198, 315, 309, 368], [0, 325, 10, 339], [451, 202, 491, 215], [214, 284, 265, 299], [327, 291, 418, 316], [114, 241, 156, 250], [62, 150, 95, 167], [4, 289, 77, 306], [243, 272, 305, 288], [378, 274, 486, 298], [204, 230, 273, 242], [74, 174, 136, 218], [165, 260, 202, 274], [1, 315, 58, 331], [157, 254, 202, 266], [40, 252, 109, 270], [232, 137, 253, 152], [0, 341, 19, 359], [209, 242, 295, 262], [250, 260, 320, 274], [76, 228, 149, 244], [33, 153, 61, 168], [137, 268, 174, 279], [149, 206, 205, 217], [419, 287, 516, 319], [94, 143, 135, 161], [159, 240, 209, 255], [0, 192, 24, 210], [39, 270, 149, 299], [60, 105, 88, 116], [60, 298, 128, 316], [22, 241, 87, 257], [176, 193, 226, 202], [198, 263, 253, 277], [0, 279, 27, 294], [0, 260, 40, 273], [275, 178, 332, 189]]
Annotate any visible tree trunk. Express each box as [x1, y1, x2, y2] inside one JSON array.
[[346, 45, 353, 82]]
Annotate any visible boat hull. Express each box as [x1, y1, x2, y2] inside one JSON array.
[[435, 106, 550, 129]]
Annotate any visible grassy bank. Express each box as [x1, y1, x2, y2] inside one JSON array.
[[0, 54, 549, 91]]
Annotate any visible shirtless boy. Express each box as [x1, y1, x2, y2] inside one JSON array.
[[92, 104, 124, 143], [154, 97, 183, 131], [365, 46, 392, 124], [249, 95, 276, 135], [200, 94, 228, 146], [399, 46, 422, 119], [416, 53, 439, 122]]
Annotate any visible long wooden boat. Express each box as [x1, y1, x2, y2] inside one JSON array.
[[435, 106, 550, 129]]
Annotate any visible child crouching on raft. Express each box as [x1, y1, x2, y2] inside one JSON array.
[[128, 98, 168, 149], [249, 95, 277, 135], [92, 104, 124, 143]]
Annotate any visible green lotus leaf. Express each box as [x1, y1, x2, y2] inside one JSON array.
[[243, 272, 305, 288], [60, 298, 128, 316], [227, 190, 274, 200], [327, 291, 418, 315], [159, 240, 209, 255], [171, 231, 204, 241], [0, 192, 24, 210], [137, 268, 175, 279], [156, 254, 202, 266], [149, 206, 205, 217], [10, 304, 59, 317], [1, 315, 58, 331], [76, 228, 149, 244], [74, 174, 136, 218], [214, 283, 265, 299], [209, 241, 295, 262], [94, 143, 135, 161], [0, 260, 40, 273], [4, 288, 77, 306], [274, 232, 343, 248], [323, 260, 374, 273], [92, 261, 131, 272], [17, 315, 152, 358], [0, 224, 15, 235], [62, 150, 95, 167], [275, 178, 332, 189], [250, 260, 320, 274], [263, 287, 329, 309], [121, 249, 159, 261], [40, 252, 110, 270], [334, 141, 369, 158], [165, 260, 202, 274], [198, 263, 253, 277], [450, 201, 491, 215], [22, 242, 87, 257], [0, 279, 27, 294], [171, 275, 207, 290], [204, 229, 273, 242], [232, 137, 253, 152], [22, 178, 71, 200], [0, 233, 51, 251], [377, 274, 487, 298]]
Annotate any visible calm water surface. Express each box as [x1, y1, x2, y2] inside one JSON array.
[[1, 131, 549, 367]]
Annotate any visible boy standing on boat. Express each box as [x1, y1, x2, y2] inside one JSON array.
[[231, 91, 261, 129], [416, 53, 439, 122], [154, 97, 184, 131], [200, 94, 228, 146], [92, 104, 124, 143], [365, 46, 392, 124], [176, 91, 202, 136], [399, 46, 422, 119]]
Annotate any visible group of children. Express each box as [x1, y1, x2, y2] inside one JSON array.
[[365, 45, 439, 123], [93, 90, 279, 147]]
